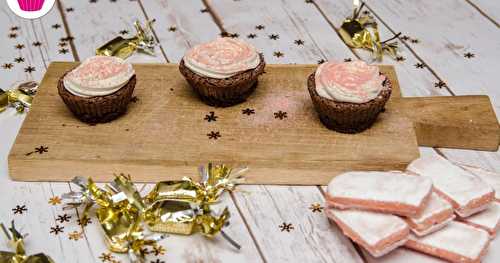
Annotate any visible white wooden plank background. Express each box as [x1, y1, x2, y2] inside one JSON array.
[[0, 0, 499, 262]]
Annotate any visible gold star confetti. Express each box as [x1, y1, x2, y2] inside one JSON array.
[[48, 196, 62, 205], [309, 203, 324, 213], [68, 231, 83, 241], [464, 52, 475, 59], [279, 222, 294, 232], [152, 245, 166, 256], [99, 252, 114, 262], [273, 51, 284, 58]]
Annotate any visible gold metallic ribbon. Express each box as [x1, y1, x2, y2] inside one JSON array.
[[339, 2, 400, 61], [0, 81, 38, 113], [0, 221, 55, 263], [96, 20, 157, 59]]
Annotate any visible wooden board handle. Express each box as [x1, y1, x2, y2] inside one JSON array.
[[393, 95, 500, 151]]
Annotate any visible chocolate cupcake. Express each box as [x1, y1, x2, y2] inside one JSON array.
[[179, 38, 265, 107], [58, 56, 136, 123], [307, 60, 391, 133]]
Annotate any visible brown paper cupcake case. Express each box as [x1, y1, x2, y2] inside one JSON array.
[[307, 73, 392, 134], [58, 72, 136, 124], [179, 54, 265, 107]]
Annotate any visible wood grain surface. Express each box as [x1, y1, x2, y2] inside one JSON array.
[[9, 63, 420, 184], [2, 0, 500, 262]]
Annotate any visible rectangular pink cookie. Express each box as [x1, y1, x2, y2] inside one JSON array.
[[405, 221, 490, 263], [405, 193, 455, 236], [407, 155, 495, 217], [326, 171, 433, 217], [326, 208, 409, 257], [459, 164, 500, 201], [461, 202, 500, 237]]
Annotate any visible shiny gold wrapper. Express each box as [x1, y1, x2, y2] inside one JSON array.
[[96, 20, 157, 59], [339, 2, 399, 61], [63, 164, 246, 261], [0, 89, 7, 112], [144, 164, 246, 249], [0, 221, 55, 263], [65, 175, 163, 263], [0, 81, 38, 113]]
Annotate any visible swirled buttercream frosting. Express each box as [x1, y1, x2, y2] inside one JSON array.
[[315, 60, 385, 103], [63, 56, 135, 97], [183, 38, 260, 79]]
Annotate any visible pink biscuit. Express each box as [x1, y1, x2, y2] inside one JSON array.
[[326, 171, 433, 217], [459, 164, 500, 202], [407, 155, 495, 217], [405, 193, 455, 236], [460, 202, 500, 238], [405, 221, 490, 263], [326, 208, 409, 258]]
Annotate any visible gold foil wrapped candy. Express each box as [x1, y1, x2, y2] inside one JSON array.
[[96, 20, 157, 59], [144, 164, 247, 249], [0, 221, 55, 263], [64, 175, 164, 263], [0, 81, 38, 113], [63, 164, 246, 262], [339, 1, 400, 61]]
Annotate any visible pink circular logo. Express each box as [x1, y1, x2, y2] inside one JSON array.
[[6, 0, 55, 19]]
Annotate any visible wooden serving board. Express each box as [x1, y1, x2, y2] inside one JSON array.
[[8, 63, 499, 185]]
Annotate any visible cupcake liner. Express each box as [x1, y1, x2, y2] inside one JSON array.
[[58, 72, 136, 124], [179, 54, 265, 107], [18, 0, 45, 11], [307, 73, 392, 133]]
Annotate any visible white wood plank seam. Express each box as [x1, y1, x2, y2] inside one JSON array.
[[55, 0, 80, 61], [465, 0, 499, 27]]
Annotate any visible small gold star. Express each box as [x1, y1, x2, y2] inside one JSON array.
[[294, 39, 304, 45], [15, 44, 25, 50], [99, 252, 114, 262], [464, 52, 475, 59], [273, 51, 284, 58], [2, 63, 14, 69], [68, 231, 83, 241], [152, 245, 166, 256], [279, 222, 294, 232], [168, 26, 176, 32], [434, 81, 447, 89], [309, 203, 324, 213], [395, 56, 405, 62], [48, 196, 62, 205], [24, 66, 36, 73]]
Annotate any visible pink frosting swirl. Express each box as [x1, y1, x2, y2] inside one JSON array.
[[183, 38, 260, 79], [63, 56, 134, 97], [315, 61, 385, 103]]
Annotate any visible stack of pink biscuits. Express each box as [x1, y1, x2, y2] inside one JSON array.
[[325, 154, 500, 263]]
